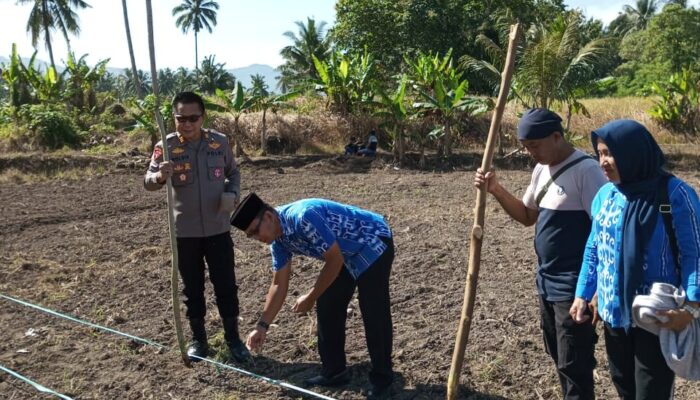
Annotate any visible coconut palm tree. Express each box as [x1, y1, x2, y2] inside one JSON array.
[[121, 0, 142, 98], [18, 0, 91, 71], [196, 55, 235, 94], [517, 12, 610, 128], [172, 0, 219, 70], [622, 0, 659, 31], [250, 74, 270, 97], [277, 17, 330, 92], [174, 67, 196, 92], [158, 68, 178, 97], [124, 69, 152, 98]]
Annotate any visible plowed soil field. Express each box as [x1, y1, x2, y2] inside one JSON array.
[[2, 154, 699, 399]]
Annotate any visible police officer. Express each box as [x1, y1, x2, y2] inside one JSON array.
[[144, 91, 250, 363]]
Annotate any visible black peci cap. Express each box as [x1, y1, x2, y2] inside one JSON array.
[[230, 192, 266, 230]]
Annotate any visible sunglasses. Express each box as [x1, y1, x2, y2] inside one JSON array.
[[175, 114, 202, 123], [246, 211, 266, 238]]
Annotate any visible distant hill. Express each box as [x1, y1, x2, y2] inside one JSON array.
[[0, 56, 280, 92], [0, 55, 50, 70], [229, 64, 280, 91]]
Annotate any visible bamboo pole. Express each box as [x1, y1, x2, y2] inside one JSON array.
[[446, 23, 520, 400], [145, 0, 190, 367]]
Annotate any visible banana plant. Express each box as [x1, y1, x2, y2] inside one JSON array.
[[252, 90, 300, 155], [312, 48, 376, 115], [63, 52, 110, 112], [409, 50, 493, 156], [214, 82, 258, 156], [127, 94, 171, 148], [22, 59, 62, 104], [649, 68, 700, 136], [1, 43, 35, 112], [374, 74, 409, 164]]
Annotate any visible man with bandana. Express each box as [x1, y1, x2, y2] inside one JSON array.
[[144, 91, 250, 364], [230, 193, 394, 399], [474, 108, 607, 400]]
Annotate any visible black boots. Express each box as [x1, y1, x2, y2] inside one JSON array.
[[223, 317, 251, 363], [187, 318, 209, 362], [187, 317, 251, 363]]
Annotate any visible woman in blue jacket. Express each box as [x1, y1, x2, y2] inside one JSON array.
[[570, 120, 700, 400]]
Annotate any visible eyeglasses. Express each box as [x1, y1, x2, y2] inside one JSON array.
[[175, 114, 202, 123], [246, 214, 264, 238]]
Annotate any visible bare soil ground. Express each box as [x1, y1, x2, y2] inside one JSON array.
[[1, 153, 700, 400]]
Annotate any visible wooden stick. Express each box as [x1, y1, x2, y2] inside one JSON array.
[[145, 0, 190, 367], [446, 23, 520, 399]]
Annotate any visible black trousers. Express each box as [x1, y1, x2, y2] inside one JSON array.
[[316, 237, 394, 389], [176, 232, 239, 319], [539, 296, 597, 400], [603, 324, 675, 400]]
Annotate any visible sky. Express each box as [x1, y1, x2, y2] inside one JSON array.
[[1, 0, 698, 71]]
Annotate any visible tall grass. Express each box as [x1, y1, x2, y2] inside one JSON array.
[[486, 97, 700, 152]]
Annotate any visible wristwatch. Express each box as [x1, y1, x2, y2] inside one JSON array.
[[257, 319, 270, 330], [682, 304, 700, 319]]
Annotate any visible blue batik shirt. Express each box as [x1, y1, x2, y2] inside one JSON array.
[[270, 199, 393, 279], [575, 178, 700, 328]]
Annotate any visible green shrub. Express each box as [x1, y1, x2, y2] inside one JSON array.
[[648, 68, 700, 136], [18, 104, 82, 149]]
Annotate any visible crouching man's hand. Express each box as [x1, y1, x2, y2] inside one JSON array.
[[246, 328, 267, 353]]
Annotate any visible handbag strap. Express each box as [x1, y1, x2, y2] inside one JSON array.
[[535, 155, 591, 207], [659, 174, 680, 276]]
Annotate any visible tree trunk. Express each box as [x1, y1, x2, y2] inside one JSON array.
[[565, 103, 573, 132], [122, 0, 143, 99], [42, 1, 56, 71], [419, 141, 426, 169], [233, 115, 248, 158], [260, 108, 267, 155], [447, 23, 520, 400], [444, 119, 453, 156], [397, 126, 405, 164], [194, 31, 199, 70], [497, 125, 503, 156], [145, 0, 190, 367]]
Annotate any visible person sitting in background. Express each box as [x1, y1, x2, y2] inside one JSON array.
[[344, 136, 359, 155], [358, 130, 378, 156], [570, 119, 700, 400]]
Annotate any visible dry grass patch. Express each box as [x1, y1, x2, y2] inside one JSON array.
[[492, 97, 696, 150]]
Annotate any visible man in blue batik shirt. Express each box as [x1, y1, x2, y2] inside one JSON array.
[[230, 193, 394, 399]]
